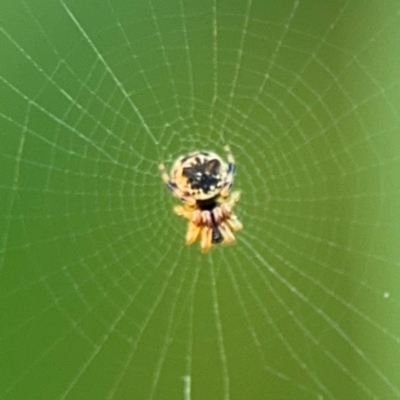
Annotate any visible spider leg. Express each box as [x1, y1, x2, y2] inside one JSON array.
[[221, 145, 236, 197], [201, 227, 213, 252], [174, 205, 192, 219], [218, 191, 240, 220], [186, 221, 201, 245], [219, 222, 236, 244], [225, 191, 240, 208], [226, 215, 243, 232], [173, 206, 202, 246], [158, 163, 171, 185]]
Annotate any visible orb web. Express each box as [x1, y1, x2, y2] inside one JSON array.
[[1, 0, 400, 399]]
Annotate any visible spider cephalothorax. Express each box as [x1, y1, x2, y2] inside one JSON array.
[[159, 145, 242, 252]]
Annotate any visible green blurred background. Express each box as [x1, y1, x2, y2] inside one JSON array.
[[1, 0, 400, 399]]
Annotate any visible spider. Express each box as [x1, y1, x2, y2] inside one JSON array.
[[159, 145, 242, 252]]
